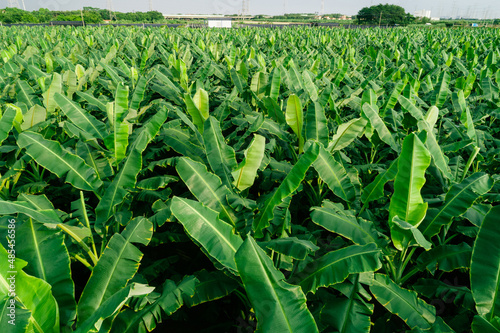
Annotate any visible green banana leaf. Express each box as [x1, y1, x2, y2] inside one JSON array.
[[104, 83, 130, 164], [176, 157, 237, 226], [42, 72, 61, 114], [328, 118, 367, 152], [77, 217, 153, 324], [413, 279, 474, 311], [230, 68, 245, 94], [472, 315, 500, 333], [75, 283, 155, 333], [290, 243, 382, 294], [388, 133, 431, 250], [399, 97, 452, 179], [311, 200, 387, 246], [305, 101, 329, 147], [0, 105, 21, 145], [471, 206, 500, 319], [15, 219, 76, 327], [361, 159, 398, 204], [75, 91, 107, 112], [417, 243, 472, 274], [17, 131, 103, 192], [202, 116, 238, 188], [362, 103, 399, 152], [392, 216, 432, 250], [382, 80, 406, 113], [432, 71, 451, 108], [302, 70, 318, 101], [320, 276, 373, 333], [259, 237, 319, 261], [0, 199, 62, 225], [253, 141, 320, 238], [16, 80, 38, 109], [453, 90, 477, 144], [129, 76, 148, 112], [419, 173, 493, 238], [170, 197, 243, 272], [313, 144, 355, 202], [269, 67, 281, 101], [95, 107, 168, 228], [111, 276, 196, 333], [286, 94, 304, 153], [21, 105, 46, 131], [232, 134, 266, 191], [0, 244, 59, 333], [370, 273, 436, 330], [54, 92, 107, 141], [0, 297, 31, 332], [235, 236, 318, 333], [183, 270, 240, 307], [184, 88, 209, 133]]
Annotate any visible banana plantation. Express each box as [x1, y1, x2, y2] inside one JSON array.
[[0, 26, 499, 332]]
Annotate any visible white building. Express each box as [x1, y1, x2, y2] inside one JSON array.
[[207, 18, 232, 28], [414, 10, 432, 19]]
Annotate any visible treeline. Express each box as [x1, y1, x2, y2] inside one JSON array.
[[0, 7, 165, 24]]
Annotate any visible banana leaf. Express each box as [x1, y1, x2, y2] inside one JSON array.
[[77, 217, 153, 324], [370, 273, 436, 330], [202, 116, 238, 188], [417, 243, 472, 274], [170, 197, 243, 273], [42, 72, 61, 114], [21, 105, 46, 131], [0, 105, 21, 146], [320, 276, 373, 333], [419, 173, 493, 238], [290, 243, 382, 294], [183, 270, 239, 307], [54, 92, 107, 141], [0, 244, 59, 333], [362, 103, 398, 152], [111, 276, 196, 333], [232, 134, 266, 191], [305, 101, 329, 147], [259, 237, 319, 261], [176, 157, 238, 226], [286, 94, 304, 153], [471, 206, 500, 319], [17, 131, 102, 192], [15, 219, 76, 327], [388, 133, 431, 251], [313, 144, 355, 202], [75, 283, 155, 333], [235, 236, 318, 333], [361, 159, 398, 204], [311, 200, 387, 246], [328, 118, 367, 152], [253, 141, 319, 238]]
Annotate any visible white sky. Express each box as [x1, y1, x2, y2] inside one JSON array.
[[17, 0, 500, 18]]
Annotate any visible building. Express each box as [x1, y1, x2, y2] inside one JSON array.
[[414, 10, 431, 19], [207, 17, 232, 28]]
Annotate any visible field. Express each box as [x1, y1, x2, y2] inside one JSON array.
[[0, 25, 499, 332]]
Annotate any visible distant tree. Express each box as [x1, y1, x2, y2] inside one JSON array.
[[494, 19, 500, 25], [357, 3, 413, 25]]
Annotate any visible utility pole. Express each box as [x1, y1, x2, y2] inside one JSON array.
[[81, 9, 85, 27], [107, 0, 117, 21], [379, 11, 382, 28]]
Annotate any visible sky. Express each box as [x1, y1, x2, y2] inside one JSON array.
[[15, 0, 500, 19]]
